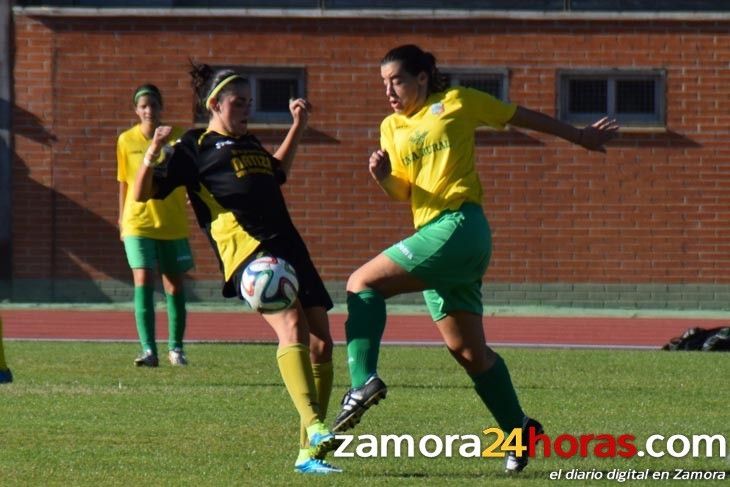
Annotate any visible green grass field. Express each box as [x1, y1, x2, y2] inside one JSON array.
[[0, 342, 728, 486]]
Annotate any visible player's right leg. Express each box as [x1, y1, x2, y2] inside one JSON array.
[[124, 237, 158, 367], [333, 253, 426, 433], [260, 304, 340, 473]]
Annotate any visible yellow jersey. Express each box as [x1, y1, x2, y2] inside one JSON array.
[[116, 124, 189, 239], [380, 87, 517, 228]]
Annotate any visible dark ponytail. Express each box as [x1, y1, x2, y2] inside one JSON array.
[[381, 44, 447, 95], [188, 60, 248, 112]]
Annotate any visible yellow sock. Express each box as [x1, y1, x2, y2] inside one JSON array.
[[0, 317, 7, 370], [299, 361, 334, 448], [276, 344, 320, 434]]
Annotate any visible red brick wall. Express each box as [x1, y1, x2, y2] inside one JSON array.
[[10, 14, 730, 287]]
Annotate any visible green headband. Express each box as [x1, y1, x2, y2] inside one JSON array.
[[205, 74, 242, 109], [133, 88, 160, 106]]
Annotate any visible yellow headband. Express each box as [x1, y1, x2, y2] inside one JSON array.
[[205, 75, 242, 109]]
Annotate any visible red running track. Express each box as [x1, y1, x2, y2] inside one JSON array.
[[2, 309, 727, 348]]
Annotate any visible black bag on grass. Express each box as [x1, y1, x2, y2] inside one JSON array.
[[662, 327, 730, 351]]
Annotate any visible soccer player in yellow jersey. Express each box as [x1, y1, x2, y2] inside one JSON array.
[[117, 84, 193, 367], [134, 64, 340, 474], [0, 316, 12, 383], [333, 45, 619, 473]]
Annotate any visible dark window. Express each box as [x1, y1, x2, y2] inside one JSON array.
[[444, 70, 509, 101], [559, 71, 665, 126], [257, 78, 298, 113], [615, 79, 655, 114], [568, 79, 607, 114]]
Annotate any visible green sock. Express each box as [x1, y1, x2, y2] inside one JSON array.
[[166, 292, 187, 350], [471, 355, 525, 432], [134, 285, 156, 355], [345, 289, 386, 388]]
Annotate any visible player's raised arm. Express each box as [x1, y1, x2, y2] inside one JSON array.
[[133, 125, 171, 202], [273, 97, 311, 176]]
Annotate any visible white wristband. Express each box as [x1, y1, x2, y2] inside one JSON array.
[[143, 157, 156, 168]]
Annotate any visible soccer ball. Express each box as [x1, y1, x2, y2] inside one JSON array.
[[240, 255, 299, 313]]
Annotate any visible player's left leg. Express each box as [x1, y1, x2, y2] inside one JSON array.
[[298, 306, 334, 450], [292, 306, 341, 474], [436, 309, 542, 473], [426, 202, 542, 472], [158, 238, 193, 366], [161, 273, 187, 365], [437, 310, 525, 427]]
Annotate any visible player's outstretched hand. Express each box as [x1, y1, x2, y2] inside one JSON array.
[[369, 149, 391, 182], [579, 117, 619, 153]]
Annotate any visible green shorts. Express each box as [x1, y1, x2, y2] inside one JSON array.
[[123, 236, 194, 275], [383, 203, 491, 321]]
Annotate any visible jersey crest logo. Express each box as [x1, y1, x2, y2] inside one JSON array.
[[215, 140, 235, 150], [430, 102, 444, 115], [409, 130, 428, 146]]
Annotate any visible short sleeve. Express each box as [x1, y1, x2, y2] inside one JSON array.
[[152, 136, 198, 200], [270, 157, 288, 185], [463, 87, 517, 130]]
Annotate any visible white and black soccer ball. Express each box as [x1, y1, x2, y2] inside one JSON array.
[[240, 256, 299, 313]]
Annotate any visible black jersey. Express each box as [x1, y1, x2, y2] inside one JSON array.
[[152, 128, 300, 286]]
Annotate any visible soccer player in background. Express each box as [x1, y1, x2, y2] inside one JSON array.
[[0, 316, 12, 383], [117, 84, 193, 367], [133, 64, 341, 474], [333, 44, 619, 473]]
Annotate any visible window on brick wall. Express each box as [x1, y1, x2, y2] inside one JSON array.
[[558, 70, 665, 127], [443, 69, 509, 101], [194, 67, 305, 125]]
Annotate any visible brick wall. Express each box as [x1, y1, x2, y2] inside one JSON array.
[[8, 13, 730, 306]]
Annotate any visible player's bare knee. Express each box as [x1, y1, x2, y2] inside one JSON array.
[[309, 335, 333, 361], [346, 271, 369, 293], [448, 345, 491, 375]]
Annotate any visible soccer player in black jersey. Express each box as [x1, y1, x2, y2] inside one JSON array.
[[134, 63, 341, 475]]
